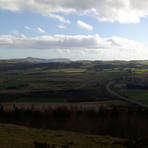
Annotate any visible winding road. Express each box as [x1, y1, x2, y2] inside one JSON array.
[[106, 80, 148, 108]]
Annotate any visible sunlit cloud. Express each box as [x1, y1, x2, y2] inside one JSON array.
[[36, 27, 46, 34], [57, 25, 67, 29], [48, 13, 71, 24], [25, 26, 46, 34], [25, 26, 31, 30], [77, 20, 93, 31]]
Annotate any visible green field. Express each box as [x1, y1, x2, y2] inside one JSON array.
[[119, 90, 148, 99], [105, 100, 125, 106], [14, 98, 65, 102], [135, 99, 148, 105], [49, 68, 87, 73], [119, 90, 148, 105]]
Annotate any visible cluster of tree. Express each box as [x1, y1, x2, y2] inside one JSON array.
[[0, 105, 147, 139], [0, 88, 104, 102], [126, 84, 148, 90], [0, 93, 21, 102], [93, 64, 116, 69], [126, 78, 148, 90]]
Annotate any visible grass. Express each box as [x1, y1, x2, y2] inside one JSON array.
[[14, 97, 65, 102], [140, 69, 148, 72], [119, 90, 148, 99], [119, 90, 148, 105], [135, 71, 142, 75], [105, 100, 125, 106], [140, 60, 148, 65], [50, 69, 86, 73], [0, 80, 28, 89], [0, 124, 125, 148], [135, 99, 148, 105]]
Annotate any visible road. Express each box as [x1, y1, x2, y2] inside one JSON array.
[[106, 80, 148, 108]]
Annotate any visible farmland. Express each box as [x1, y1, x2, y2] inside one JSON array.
[[0, 60, 148, 107], [118, 90, 148, 105], [0, 60, 148, 145], [14, 97, 66, 103]]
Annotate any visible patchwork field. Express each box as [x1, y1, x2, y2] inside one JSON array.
[[0, 60, 148, 107]]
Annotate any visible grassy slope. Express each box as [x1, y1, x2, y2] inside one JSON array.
[[0, 124, 125, 148]]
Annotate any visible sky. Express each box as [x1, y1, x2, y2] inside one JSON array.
[[1, 0, 148, 61]]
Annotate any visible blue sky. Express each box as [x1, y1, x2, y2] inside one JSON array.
[[1, 0, 148, 61]]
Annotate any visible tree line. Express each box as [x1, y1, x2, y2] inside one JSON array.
[[0, 104, 147, 139]]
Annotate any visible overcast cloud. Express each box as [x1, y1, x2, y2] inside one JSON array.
[[1, 0, 148, 23], [0, 34, 147, 60]]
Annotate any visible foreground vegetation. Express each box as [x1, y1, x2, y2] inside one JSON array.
[[0, 123, 125, 148]]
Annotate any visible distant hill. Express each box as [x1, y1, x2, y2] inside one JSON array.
[[10, 57, 72, 62]]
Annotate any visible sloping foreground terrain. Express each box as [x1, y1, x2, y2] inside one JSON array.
[[0, 124, 125, 148]]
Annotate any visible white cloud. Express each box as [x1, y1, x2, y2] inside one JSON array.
[[0, 34, 148, 60], [25, 26, 31, 30], [25, 26, 46, 34], [77, 20, 93, 31], [36, 27, 46, 34], [48, 13, 71, 24], [58, 25, 66, 29], [21, 34, 26, 38], [1, 0, 148, 23], [56, 49, 71, 54], [12, 30, 19, 35]]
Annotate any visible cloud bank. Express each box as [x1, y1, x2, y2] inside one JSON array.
[[0, 34, 147, 60], [1, 0, 148, 23]]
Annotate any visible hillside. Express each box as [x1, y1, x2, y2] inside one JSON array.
[[9, 57, 72, 62], [0, 124, 125, 148]]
